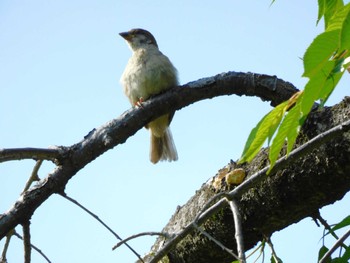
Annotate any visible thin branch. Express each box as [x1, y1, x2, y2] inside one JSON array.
[[194, 191, 246, 262], [265, 236, 280, 263], [148, 118, 350, 263], [22, 221, 31, 263], [319, 228, 350, 263], [22, 160, 43, 194], [0, 148, 61, 163], [245, 242, 263, 261], [253, 240, 266, 263], [315, 212, 348, 250], [0, 230, 14, 262], [112, 232, 168, 250], [228, 199, 246, 263], [60, 193, 144, 262], [14, 232, 51, 263], [193, 223, 239, 260]]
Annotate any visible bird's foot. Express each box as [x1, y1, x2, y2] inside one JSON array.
[[134, 97, 144, 108]]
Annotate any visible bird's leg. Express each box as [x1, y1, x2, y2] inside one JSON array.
[[134, 97, 144, 108]]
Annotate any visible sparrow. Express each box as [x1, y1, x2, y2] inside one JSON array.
[[119, 28, 178, 164]]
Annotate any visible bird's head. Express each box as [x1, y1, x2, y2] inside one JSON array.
[[119, 28, 158, 51]]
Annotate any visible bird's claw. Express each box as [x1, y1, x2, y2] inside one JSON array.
[[134, 97, 144, 108]]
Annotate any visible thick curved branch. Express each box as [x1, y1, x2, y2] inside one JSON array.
[[0, 71, 297, 239], [143, 97, 350, 263], [146, 117, 350, 263]]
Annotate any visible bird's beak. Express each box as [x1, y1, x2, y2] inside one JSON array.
[[119, 31, 132, 41]]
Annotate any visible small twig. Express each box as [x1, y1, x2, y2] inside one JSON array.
[[319, 228, 350, 263], [316, 212, 339, 239], [112, 232, 168, 250], [252, 247, 264, 263], [13, 232, 51, 263], [60, 193, 144, 262], [228, 199, 246, 263], [247, 243, 261, 258], [315, 213, 348, 250], [261, 246, 265, 263], [1, 229, 14, 262], [0, 147, 61, 163], [193, 223, 239, 260], [22, 221, 31, 263], [245, 242, 262, 261], [312, 215, 321, 227], [265, 236, 280, 263], [22, 160, 43, 194]]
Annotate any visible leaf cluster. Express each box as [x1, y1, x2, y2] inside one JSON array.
[[240, 0, 350, 171]]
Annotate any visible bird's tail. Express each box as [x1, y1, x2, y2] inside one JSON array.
[[150, 128, 178, 164]]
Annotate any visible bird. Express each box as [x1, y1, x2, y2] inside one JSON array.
[[119, 28, 178, 164]]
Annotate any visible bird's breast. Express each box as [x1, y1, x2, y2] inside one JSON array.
[[121, 50, 178, 105]]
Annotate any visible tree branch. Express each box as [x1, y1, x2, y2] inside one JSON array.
[[61, 193, 145, 262], [0, 148, 62, 163], [319, 228, 350, 263], [143, 97, 350, 263], [22, 221, 31, 263], [21, 160, 43, 194], [13, 232, 51, 263], [112, 232, 168, 251], [315, 212, 348, 250], [0, 71, 297, 240], [193, 223, 239, 260], [0, 229, 14, 262], [228, 199, 246, 262], [266, 236, 281, 263]]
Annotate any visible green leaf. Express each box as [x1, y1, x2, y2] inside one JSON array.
[[240, 115, 267, 162], [286, 106, 303, 155], [318, 0, 326, 25], [239, 101, 289, 163], [270, 255, 283, 263], [330, 215, 350, 232], [340, 6, 350, 51], [341, 246, 350, 261], [324, 0, 344, 29], [285, 93, 305, 154], [240, 1, 349, 169], [300, 75, 324, 115], [341, 53, 350, 72], [318, 245, 331, 262], [301, 60, 341, 115], [319, 68, 344, 106], [303, 30, 340, 78], [330, 257, 348, 263], [327, 3, 350, 31], [268, 103, 302, 172]]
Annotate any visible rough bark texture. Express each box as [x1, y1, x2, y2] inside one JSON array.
[[145, 97, 350, 263]]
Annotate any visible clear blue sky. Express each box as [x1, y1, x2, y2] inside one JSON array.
[[1, 1, 349, 262]]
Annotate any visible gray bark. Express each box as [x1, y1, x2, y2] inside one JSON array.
[[144, 97, 350, 263]]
